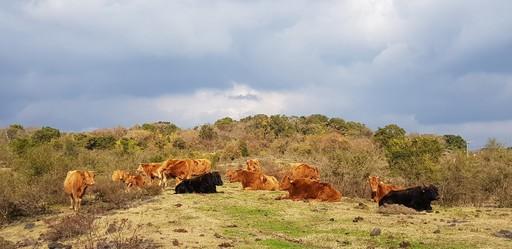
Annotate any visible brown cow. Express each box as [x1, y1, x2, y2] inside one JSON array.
[[111, 170, 130, 182], [190, 159, 212, 176], [156, 159, 212, 188], [157, 159, 193, 188], [279, 163, 320, 189], [246, 159, 262, 172], [63, 170, 96, 212], [278, 175, 341, 202], [225, 169, 279, 190], [125, 174, 146, 188], [368, 176, 403, 202], [136, 162, 161, 182]]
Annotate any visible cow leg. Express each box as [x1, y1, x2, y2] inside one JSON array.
[[68, 195, 74, 210]]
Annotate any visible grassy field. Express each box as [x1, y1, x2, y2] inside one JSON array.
[[1, 182, 511, 249]]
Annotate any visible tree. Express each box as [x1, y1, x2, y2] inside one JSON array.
[[374, 124, 406, 149], [31, 126, 61, 144], [214, 117, 235, 131], [199, 125, 217, 140], [443, 135, 467, 151]]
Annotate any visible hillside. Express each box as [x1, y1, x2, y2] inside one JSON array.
[[1, 182, 511, 249]]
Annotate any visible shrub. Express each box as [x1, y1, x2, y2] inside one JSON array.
[[199, 125, 217, 140], [32, 126, 61, 144], [85, 136, 116, 150], [215, 117, 235, 131], [42, 214, 96, 241], [172, 137, 187, 149], [443, 134, 467, 151]]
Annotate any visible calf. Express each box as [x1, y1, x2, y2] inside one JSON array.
[[379, 185, 439, 211], [278, 175, 341, 202], [175, 172, 223, 194]]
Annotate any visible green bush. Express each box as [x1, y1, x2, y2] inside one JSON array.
[[32, 126, 61, 144], [85, 136, 117, 150], [443, 134, 467, 151], [199, 125, 217, 140]]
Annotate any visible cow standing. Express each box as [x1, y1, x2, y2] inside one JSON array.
[[63, 170, 96, 212]]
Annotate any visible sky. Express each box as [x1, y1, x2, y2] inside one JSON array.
[[1, 0, 511, 149]]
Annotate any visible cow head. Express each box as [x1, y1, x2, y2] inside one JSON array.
[[225, 169, 243, 182], [83, 171, 96, 186], [279, 175, 293, 190], [422, 184, 439, 201], [246, 159, 261, 172], [368, 176, 379, 198], [211, 172, 223, 186]]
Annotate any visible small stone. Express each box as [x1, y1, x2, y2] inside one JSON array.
[[226, 224, 238, 228], [433, 229, 441, 234], [173, 228, 187, 233], [24, 223, 35, 230], [353, 216, 364, 223], [218, 242, 234, 248], [214, 233, 223, 238], [494, 230, 512, 239], [48, 242, 72, 249], [175, 203, 183, 208], [399, 241, 411, 248], [172, 239, 180, 246], [329, 218, 335, 221], [370, 228, 381, 236]]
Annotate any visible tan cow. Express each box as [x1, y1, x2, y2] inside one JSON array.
[[125, 174, 146, 188], [157, 159, 193, 188], [246, 159, 262, 172], [368, 176, 403, 202], [279, 163, 320, 189], [136, 162, 162, 183], [190, 159, 212, 176], [225, 169, 279, 191], [278, 175, 341, 202], [111, 170, 130, 182], [63, 170, 96, 212]]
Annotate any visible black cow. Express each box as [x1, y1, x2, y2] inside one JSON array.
[[379, 185, 439, 211], [175, 171, 223, 194]]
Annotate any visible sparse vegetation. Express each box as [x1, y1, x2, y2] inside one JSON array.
[[0, 116, 511, 248]]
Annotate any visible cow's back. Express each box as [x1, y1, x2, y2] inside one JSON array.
[[64, 170, 83, 195], [191, 159, 212, 175], [290, 163, 320, 180]]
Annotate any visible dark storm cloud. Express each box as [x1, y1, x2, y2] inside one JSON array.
[[0, 0, 511, 148]]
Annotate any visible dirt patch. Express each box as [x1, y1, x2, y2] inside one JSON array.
[[378, 204, 417, 215]]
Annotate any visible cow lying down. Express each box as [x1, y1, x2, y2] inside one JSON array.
[[379, 185, 439, 211], [175, 172, 223, 194]]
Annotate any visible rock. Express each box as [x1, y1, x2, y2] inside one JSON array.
[[433, 229, 441, 234], [24, 223, 36, 230], [15, 238, 36, 247], [255, 238, 261, 241], [96, 241, 113, 249], [494, 230, 512, 239], [172, 239, 180, 246], [48, 242, 72, 249], [214, 233, 223, 239], [399, 241, 411, 248], [355, 203, 369, 210], [370, 228, 381, 236], [173, 228, 187, 233], [329, 218, 335, 222], [226, 224, 238, 228], [353, 216, 364, 223], [175, 203, 183, 208], [218, 242, 234, 248]]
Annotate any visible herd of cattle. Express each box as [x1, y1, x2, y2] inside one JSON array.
[[63, 159, 439, 212]]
